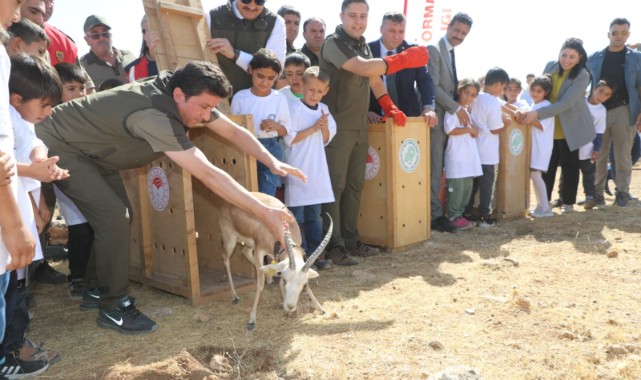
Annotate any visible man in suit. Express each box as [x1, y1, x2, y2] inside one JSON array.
[[367, 12, 436, 126], [427, 12, 473, 232]]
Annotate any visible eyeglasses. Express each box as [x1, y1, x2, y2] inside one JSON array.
[[240, 0, 266, 5], [609, 30, 630, 37], [87, 32, 112, 40]]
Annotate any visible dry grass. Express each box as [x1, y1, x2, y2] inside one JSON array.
[[30, 165, 641, 379]]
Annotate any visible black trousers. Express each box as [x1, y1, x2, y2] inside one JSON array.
[[543, 139, 580, 205]]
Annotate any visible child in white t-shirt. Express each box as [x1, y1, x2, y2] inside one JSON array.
[[527, 76, 555, 218], [578, 80, 613, 210], [444, 78, 482, 230], [231, 48, 291, 197], [467, 67, 511, 227], [284, 66, 335, 269]]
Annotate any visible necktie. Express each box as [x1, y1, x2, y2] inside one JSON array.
[[386, 50, 399, 106], [450, 48, 459, 86]]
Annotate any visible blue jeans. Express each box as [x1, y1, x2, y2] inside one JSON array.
[[257, 138, 282, 196], [0, 271, 10, 365], [289, 204, 322, 256]]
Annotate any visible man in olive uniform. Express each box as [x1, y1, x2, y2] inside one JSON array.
[[36, 61, 304, 335], [205, 0, 286, 95], [319, 0, 428, 265]]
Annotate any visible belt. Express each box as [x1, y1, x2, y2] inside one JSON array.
[[605, 99, 628, 110]]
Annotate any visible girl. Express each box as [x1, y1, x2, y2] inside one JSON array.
[[528, 76, 555, 218], [503, 77, 530, 110], [444, 78, 482, 230]]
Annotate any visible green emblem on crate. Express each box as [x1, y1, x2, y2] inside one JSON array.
[[509, 129, 524, 156], [399, 139, 420, 173], [147, 166, 170, 211], [365, 146, 380, 180]]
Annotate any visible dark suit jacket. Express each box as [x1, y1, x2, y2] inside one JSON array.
[[368, 39, 435, 117]]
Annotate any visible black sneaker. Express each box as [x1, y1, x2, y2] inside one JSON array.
[[0, 352, 49, 379], [478, 216, 496, 228], [614, 191, 629, 207], [349, 241, 380, 257], [97, 298, 157, 335], [325, 246, 358, 266], [31, 261, 66, 285], [431, 216, 456, 233], [67, 280, 86, 301], [80, 288, 137, 310]]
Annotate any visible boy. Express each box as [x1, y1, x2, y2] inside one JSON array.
[[280, 52, 311, 106], [0, 2, 39, 377], [52, 62, 93, 300], [7, 18, 49, 59], [1, 53, 64, 377], [231, 48, 291, 197], [466, 67, 511, 227], [8, 17, 66, 286], [284, 67, 335, 270], [579, 80, 614, 209]]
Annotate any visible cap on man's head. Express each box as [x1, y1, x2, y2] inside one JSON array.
[[84, 15, 111, 33]]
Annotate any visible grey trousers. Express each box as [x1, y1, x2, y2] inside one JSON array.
[[40, 134, 132, 311], [322, 128, 368, 249], [595, 105, 635, 196]]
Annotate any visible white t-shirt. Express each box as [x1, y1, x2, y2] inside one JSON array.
[[279, 86, 303, 107], [284, 100, 336, 207], [579, 99, 607, 160], [444, 111, 482, 179], [11, 107, 44, 270], [0, 45, 16, 273], [529, 100, 555, 171], [231, 89, 291, 139], [471, 92, 504, 165]]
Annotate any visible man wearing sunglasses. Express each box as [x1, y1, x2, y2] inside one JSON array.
[[206, 0, 286, 96], [80, 15, 135, 90], [587, 18, 641, 207]]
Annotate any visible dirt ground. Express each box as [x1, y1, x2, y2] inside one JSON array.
[[30, 164, 641, 380]]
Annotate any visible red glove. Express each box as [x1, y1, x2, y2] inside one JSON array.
[[378, 94, 407, 127], [384, 46, 429, 75]]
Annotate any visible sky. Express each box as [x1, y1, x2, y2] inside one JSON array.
[[48, 1, 640, 83]]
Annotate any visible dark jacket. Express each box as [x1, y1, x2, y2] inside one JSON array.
[[368, 39, 435, 117]]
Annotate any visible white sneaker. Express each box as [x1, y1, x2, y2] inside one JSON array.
[[531, 208, 554, 218], [562, 204, 574, 214]]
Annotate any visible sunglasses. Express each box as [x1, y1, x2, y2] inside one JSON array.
[[240, 0, 266, 5], [87, 32, 112, 40]]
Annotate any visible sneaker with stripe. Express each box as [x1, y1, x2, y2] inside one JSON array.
[[0, 352, 49, 379]]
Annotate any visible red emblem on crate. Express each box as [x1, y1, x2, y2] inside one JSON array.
[[147, 166, 170, 211]]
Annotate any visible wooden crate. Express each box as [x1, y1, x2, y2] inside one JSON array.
[[358, 117, 431, 250], [495, 120, 531, 219], [123, 0, 257, 304], [126, 116, 258, 305]]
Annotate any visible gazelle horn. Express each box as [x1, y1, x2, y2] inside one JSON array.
[[284, 231, 296, 270], [303, 214, 333, 272]]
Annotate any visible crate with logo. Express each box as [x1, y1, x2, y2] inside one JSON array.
[[495, 119, 531, 219], [125, 114, 258, 306], [122, 0, 256, 305], [357, 117, 431, 250]]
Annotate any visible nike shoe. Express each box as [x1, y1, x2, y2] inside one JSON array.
[[97, 297, 157, 335], [80, 288, 136, 310]]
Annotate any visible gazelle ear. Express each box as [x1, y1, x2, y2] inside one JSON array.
[[260, 261, 288, 275], [307, 269, 319, 279]]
